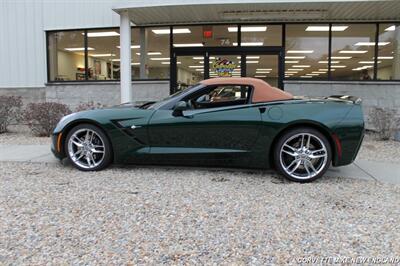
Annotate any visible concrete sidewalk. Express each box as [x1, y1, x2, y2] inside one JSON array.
[[0, 144, 399, 184]]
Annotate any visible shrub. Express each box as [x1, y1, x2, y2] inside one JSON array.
[[0, 96, 23, 133], [369, 107, 400, 140], [24, 102, 71, 137], [75, 101, 106, 112]]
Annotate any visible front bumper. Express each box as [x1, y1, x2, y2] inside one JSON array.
[[51, 132, 65, 160]]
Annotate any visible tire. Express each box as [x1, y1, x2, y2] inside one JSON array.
[[273, 127, 332, 183], [64, 123, 112, 171]]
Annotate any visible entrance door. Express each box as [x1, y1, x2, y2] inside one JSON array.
[[175, 54, 205, 92]]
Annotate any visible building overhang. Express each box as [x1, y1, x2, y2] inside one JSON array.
[[112, 0, 400, 26]]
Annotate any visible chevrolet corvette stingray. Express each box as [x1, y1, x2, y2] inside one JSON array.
[[51, 78, 364, 182]]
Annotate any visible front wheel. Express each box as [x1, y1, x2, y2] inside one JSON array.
[[274, 127, 332, 183], [65, 124, 112, 171]]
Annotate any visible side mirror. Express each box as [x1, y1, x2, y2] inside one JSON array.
[[172, 101, 188, 116]]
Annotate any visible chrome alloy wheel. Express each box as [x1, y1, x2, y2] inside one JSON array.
[[67, 128, 105, 169], [279, 133, 328, 180]]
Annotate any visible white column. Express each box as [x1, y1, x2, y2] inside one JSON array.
[[120, 10, 132, 103], [139, 28, 147, 79], [392, 26, 400, 79]]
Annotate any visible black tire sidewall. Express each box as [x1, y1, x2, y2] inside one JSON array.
[[64, 123, 112, 171], [273, 127, 332, 183]]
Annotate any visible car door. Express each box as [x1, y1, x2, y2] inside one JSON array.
[[147, 85, 263, 165]]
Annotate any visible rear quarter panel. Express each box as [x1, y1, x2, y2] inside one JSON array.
[[249, 100, 361, 168]]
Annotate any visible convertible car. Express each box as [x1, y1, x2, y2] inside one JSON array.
[[51, 78, 364, 182]]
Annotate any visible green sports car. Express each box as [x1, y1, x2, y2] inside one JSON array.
[[51, 77, 364, 182]]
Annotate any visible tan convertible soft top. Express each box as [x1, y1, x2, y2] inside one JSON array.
[[201, 77, 293, 103]]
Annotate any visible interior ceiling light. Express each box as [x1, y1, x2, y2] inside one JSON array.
[[254, 75, 267, 78], [228, 26, 267, 32], [85, 31, 119, 37], [312, 71, 327, 74], [233, 42, 263, 46], [90, 53, 115, 57], [150, 57, 171, 61], [306, 73, 319, 76], [116, 45, 140, 49], [285, 71, 298, 74], [136, 52, 162, 55], [319, 69, 328, 71], [188, 65, 203, 68], [330, 65, 346, 68], [257, 68, 272, 71], [292, 65, 310, 68], [152, 28, 191, 34], [330, 56, 351, 59], [300, 75, 313, 78], [131, 63, 140, 65], [287, 50, 314, 54], [339, 50, 367, 54], [285, 60, 299, 64], [305, 26, 348, 32], [354, 42, 390, 46], [173, 43, 204, 47], [288, 68, 303, 71], [318, 61, 339, 64], [65, 47, 94, 51], [161, 61, 180, 65], [359, 61, 381, 64], [256, 71, 270, 73], [377, 56, 394, 59], [352, 65, 373, 71], [285, 56, 306, 59]]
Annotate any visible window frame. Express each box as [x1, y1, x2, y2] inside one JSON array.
[[182, 84, 254, 110]]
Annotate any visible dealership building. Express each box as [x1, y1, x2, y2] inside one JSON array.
[[1, 0, 400, 125]]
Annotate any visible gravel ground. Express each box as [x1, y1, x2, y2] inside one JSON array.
[[1, 161, 399, 264], [357, 134, 400, 163]]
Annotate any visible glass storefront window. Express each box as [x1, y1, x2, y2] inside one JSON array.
[[86, 29, 120, 80], [172, 25, 238, 47], [48, 30, 85, 81], [377, 24, 400, 80], [144, 27, 170, 79], [246, 55, 279, 87], [331, 24, 376, 80], [285, 24, 329, 79], [241, 25, 282, 46]]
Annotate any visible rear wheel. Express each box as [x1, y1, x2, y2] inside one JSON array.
[[65, 124, 112, 171], [274, 127, 331, 182]]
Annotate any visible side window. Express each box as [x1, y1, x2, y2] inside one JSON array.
[[190, 85, 252, 109]]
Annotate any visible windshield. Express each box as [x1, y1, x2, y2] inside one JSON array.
[[144, 83, 201, 109]]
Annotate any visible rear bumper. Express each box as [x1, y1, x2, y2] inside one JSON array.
[[332, 105, 365, 167]]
